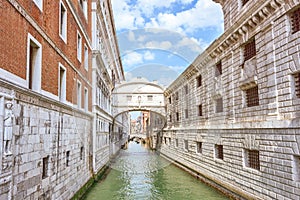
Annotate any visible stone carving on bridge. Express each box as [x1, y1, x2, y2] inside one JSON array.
[[239, 57, 257, 90]]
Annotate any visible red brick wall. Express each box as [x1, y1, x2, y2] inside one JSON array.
[[0, 0, 92, 111]]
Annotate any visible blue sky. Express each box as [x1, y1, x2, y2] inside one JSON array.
[[111, 0, 224, 87]]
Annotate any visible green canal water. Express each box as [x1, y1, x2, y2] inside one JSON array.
[[84, 142, 230, 200]]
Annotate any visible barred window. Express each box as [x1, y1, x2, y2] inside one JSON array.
[[291, 7, 300, 34], [294, 73, 300, 98], [184, 140, 188, 151], [42, 156, 49, 179], [198, 104, 203, 116], [169, 114, 172, 122], [246, 86, 259, 107], [241, 0, 249, 6], [185, 85, 188, 94], [66, 151, 70, 167], [294, 156, 300, 181], [244, 39, 256, 62], [169, 97, 172, 104], [175, 139, 179, 147], [215, 98, 223, 113], [176, 112, 179, 121], [197, 75, 202, 87], [215, 145, 223, 160], [245, 149, 260, 170], [175, 92, 179, 100], [215, 62, 222, 77], [185, 109, 189, 118], [196, 142, 202, 154]]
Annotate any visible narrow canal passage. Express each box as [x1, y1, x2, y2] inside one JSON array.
[[84, 142, 230, 200]]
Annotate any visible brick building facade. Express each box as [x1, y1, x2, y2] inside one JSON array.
[[161, 0, 300, 199], [0, 0, 126, 199]]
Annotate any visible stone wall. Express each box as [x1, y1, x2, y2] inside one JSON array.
[[0, 81, 92, 200], [163, 0, 300, 199]]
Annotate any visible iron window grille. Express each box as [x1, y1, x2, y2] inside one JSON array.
[[242, 0, 249, 6], [294, 73, 300, 98], [184, 140, 188, 151], [185, 85, 188, 94], [176, 112, 179, 121], [196, 142, 202, 154], [175, 92, 179, 100], [42, 156, 49, 179], [216, 98, 223, 113], [215, 145, 223, 160], [244, 39, 256, 62], [246, 86, 259, 107], [291, 7, 300, 34], [197, 75, 202, 87], [198, 104, 203, 116], [246, 150, 260, 170], [215, 62, 222, 77], [185, 109, 189, 118]]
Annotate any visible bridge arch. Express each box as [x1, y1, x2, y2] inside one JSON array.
[[112, 77, 166, 119]]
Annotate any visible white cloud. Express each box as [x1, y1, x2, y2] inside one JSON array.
[[145, 41, 172, 50], [123, 52, 144, 67], [144, 51, 155, 60], [145, 0, 223, 34]]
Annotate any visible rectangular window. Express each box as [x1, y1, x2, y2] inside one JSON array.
[[241, 0, 249, 6], [79, 0, 88, 19], [59, 64, 66, 102], [185, 109, 188, 119], [84, 88, 88, 111], [246, 86, 259, 107], [164, 137, 167, 144], [169, 114, 172, 122], [28, 35, 42, 92], [244, 39, 256, 62], [77, 32, 82, 62], [42, 156, 49, 179], [185, 85, 188, 94], [176, 112, 179, 121], [126, 95, 132, 101], [215, 62, 222, 77], [175, 139, 178, 147], [291, 7, 300, 34], [59, 1, 67, 41], [197, 75, 202, 87], [77, 81, 82, 108], [215, 145, 223, 160], [215, 98, 223, 113], [294, 73, 300, 98], [184, 140, 188, 151], [168, 138, 171, 146], [33, 0, 43, 11], [175, 92, 179, 100], [245, 149, 260, 170], [293, 155, 300, 181], [196, 142, 202, 154], [147, 95, 153, 101], [168, 97, 172, 104], [80, 146, 84, 160], [198, 104, 203, 116], [66, 151, 70, 167], [84, 45, 88, 70]]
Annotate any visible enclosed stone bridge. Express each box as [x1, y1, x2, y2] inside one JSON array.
[[112, 77, 166, 119]]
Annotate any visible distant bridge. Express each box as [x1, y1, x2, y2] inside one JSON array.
[[129, 134, 147, 140]]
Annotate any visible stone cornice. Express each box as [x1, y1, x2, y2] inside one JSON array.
[[164, 64, 198, 96], [197, 0, 284, 68]]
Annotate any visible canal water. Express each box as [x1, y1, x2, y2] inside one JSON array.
[[84, 141, 230, 200]]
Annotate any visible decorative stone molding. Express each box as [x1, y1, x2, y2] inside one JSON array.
[[239, 57, 258, 90], [243, 135, 259, 150]]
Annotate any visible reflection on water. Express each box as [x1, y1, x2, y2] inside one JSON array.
[[84, 142, 229, 200]]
